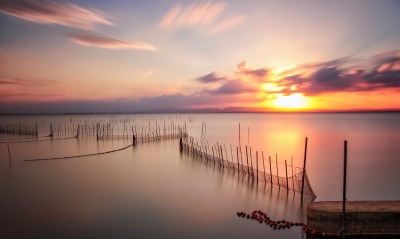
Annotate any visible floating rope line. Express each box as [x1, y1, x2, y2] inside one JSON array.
[[0, 135, 48, 143], [24, 132, 187, 162], [25, 143, 134, 162], [237, 210, 326, 236], [1, 135, 77, 144]]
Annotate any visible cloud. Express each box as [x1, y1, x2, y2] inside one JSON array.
[[0, 93, 231, 114], [69, 33, 157, 51], [276, 50, 400, 95], [210, 14, 244, 34], [364, 56, 400, 89], [235, 60, 269, 80], [204, 80, 258, 95], [0, 0, 112, 30], [159, 0, 243, 34], [196, 72, 225, 83], [278, 67, 353, 96], [194, 50, 400, 100], [0, 77, 59, 86]]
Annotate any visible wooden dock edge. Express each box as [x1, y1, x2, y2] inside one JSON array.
[[307, 201, 400, 238]]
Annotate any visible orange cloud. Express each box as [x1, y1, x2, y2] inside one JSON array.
[[277, 50, 400, 96], [0, 0, 112, 30], [69, 33, 157, 51]]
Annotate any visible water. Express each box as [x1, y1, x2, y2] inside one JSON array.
[[1, 113, 399, 239]]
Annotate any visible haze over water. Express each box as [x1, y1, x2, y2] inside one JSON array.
[[1, 113, 399, 239]]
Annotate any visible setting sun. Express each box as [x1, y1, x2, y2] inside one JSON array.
[[273, 93, 308, 109]]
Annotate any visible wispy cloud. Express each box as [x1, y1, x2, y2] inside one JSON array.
[[159, 0, 243, 34], [195, 61, 263, 96], [202, 80, 258, 95], [210, 14, 244, 34], [196, 72, 224, 83], [0, 77, 59, 86], [69, 33, 157, 51], [235, 61, 269, 81], [0, 0, 112, 30]]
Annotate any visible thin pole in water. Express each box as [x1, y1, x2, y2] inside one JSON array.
[[236, 147, 240, 172], [341, 140, 348, 238], [250, 147, 254, 177], [239, 123, 241, 147], [285, 159, 289, 191], [291, 157, 295, 191], [262, 151, 266, 182], [256, 151, 259, 182], [7, 144, 11, 163], [276, 154, 280, 189], [269, 155, 272, 185], [245, 146, 250, 174], [301, 137, 308, 202]]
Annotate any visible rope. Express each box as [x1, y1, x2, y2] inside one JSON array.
[[25, 143, 133, 162], [24, 132, 186, 162], [237, 210, 327, 236], [1, 135, 77, 144], [0, 135, 47, 142]]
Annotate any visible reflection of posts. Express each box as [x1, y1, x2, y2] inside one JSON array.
[[133, 135, 137, 146], [179, 137, 183, 151]]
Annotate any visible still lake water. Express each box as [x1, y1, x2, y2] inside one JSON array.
[[1, 113, 399, 238]]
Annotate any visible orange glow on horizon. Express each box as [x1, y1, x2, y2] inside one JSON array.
[[272, 93, 309, 109]]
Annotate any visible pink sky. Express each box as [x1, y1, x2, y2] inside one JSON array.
[[1, 0, 399, 113]]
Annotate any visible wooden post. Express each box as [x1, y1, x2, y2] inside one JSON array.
[[276, 154, 280, 189], [341, 140, 348, 237], [220, 145, 224, 168], [7, 144, 11, 163], [230, 144, 234, 166], [285, 159, 289, 191], [236, 147, 240, 172], [262, 152, 266, 181], [245, 146, 250, 174], [212, 147, 215, 164], [239, 147, 243, 171], [224, 144, 229, 165], [256, 151, 259, 182], [301, 137, 308, 202], [269, 155, 273, 184], [250, 147, 254, 177], [239, 123, 241, 146], [291, 157, 295, 191]]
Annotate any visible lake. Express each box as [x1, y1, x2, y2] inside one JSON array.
[[1, 113, 399, 238]]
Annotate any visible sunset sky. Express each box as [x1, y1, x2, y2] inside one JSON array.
[[1, 0, 399, 113]]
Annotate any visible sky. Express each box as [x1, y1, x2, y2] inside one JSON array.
[[0, 0, 399, 113]]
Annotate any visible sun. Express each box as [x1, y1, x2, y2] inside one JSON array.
[[273, 93, 308, 109]]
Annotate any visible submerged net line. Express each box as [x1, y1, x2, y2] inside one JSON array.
[[24, 131, 188, 162], [0, 123, 38, 136], [0, 135, 50, 144], [180, 136, 316, 199], [0, 135, 80, 144]]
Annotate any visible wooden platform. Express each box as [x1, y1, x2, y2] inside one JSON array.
[[307, 201, 400, 238]]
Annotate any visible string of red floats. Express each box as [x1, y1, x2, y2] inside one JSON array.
[[236, 210, 326, 236]]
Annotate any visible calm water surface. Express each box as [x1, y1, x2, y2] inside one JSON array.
[[1, 113, 399, 239]]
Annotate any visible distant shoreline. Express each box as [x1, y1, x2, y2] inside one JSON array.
[[1, 109, 400, 116]]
